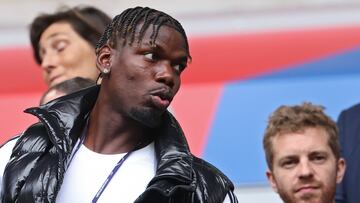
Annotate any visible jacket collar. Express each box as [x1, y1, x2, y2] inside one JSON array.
[[25, 85, 195, 190], [150, 112, 195, 187], [25, 85, 99, 160]]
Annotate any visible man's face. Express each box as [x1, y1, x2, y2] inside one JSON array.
[[266, 127, 345, 203], [99, 25, 188, 127]]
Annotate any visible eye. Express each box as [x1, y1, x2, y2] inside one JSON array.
[[144, 52, 159, 61], [281, 159, 298, 169], [311, 155, 327, 164], [54, 41, 67, 53], [173, 64, 187, 74]]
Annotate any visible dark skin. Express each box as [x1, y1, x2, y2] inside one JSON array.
[[84, 25, 189, 154]]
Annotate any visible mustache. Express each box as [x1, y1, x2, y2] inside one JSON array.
[[293, 180, 322, 193]]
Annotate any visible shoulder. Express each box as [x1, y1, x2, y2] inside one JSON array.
[[0, 122, 49, 158], [338, 103, 360, 121], [11, 122, 51, 154], [337, 103, 360, 157], [192, 156, 233, 185], [22, 122, 48, 136], [1, 123, 54, 202], [191, 156, 235, 201], [337, 103, 360, 131]]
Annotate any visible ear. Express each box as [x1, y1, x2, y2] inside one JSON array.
[[96, 45, 112, 74], [336, 158, 346, 184], [266, 169, 279, 193]]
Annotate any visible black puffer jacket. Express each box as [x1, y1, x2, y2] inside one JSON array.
[[2, 86, 237, 203]]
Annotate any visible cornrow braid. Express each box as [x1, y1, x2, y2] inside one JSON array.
[[96, 7, 191, 59]]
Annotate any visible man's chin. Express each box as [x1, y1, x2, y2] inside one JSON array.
[[299, 194, 318, 202], [130, 107, 163, 128], [279, 192, 318, 203], [292, 192, 321, 203]]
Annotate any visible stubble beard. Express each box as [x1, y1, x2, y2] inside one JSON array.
[[277, 182, 336, 203], [129, 106, 163, 128]]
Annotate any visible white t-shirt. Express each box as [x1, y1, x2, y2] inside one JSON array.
[[0, 139, 232, 203], [56, 142, 157, 203], [0, 138, 17, 196]]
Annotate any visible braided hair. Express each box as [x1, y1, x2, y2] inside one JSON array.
[[96, 7, 191, 59]]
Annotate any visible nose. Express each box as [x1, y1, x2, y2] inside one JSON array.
[[41, 52, 58, 71], [154, 62, 176, 88], [298, 160, 314, 180]]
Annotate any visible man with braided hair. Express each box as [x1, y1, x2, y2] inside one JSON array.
[[0, 7, 237, 203]]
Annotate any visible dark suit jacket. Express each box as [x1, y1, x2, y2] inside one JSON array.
[[336, 103, 360, 203]]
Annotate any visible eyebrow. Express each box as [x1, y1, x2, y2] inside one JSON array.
[[278, 155, 298, 162], [277, 150, 330, 162], [309, 151, 328, 156], [140, 41, 162, 50], [44, 32, 71, 42], [142, 41, 189, 60], [40, 33, 68, 48]]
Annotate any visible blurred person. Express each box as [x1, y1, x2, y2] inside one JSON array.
[[0, 77, 95, 196], [263, 102, 346, 203], [1, 7, 237, 203], [335, 103, 360, 203], [40, 77, 95, 105], [30, 5, 111, 87]]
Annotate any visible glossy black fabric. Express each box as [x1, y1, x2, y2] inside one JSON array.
[[2, 85, 237, 203]]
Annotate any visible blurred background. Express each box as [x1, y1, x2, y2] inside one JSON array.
[[1, 0, 360, 202]]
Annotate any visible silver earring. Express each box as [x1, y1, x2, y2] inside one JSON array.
[[102, 68, 110, 74]]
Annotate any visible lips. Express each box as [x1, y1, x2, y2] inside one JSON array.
[[149, 88, 173, 110], [295, 185, 320, 193], [49, 75, 63, 86]]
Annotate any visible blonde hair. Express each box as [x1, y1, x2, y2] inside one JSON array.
[[263, 102, 339, 170]]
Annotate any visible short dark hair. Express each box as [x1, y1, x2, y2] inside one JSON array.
[[96, 6, 191, 60], [30, 5, 111, 64], [40, 77, 95, 104], [263, 102, 340, 171]]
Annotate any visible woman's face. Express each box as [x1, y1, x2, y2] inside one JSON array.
[[39, 21, 99, 87]]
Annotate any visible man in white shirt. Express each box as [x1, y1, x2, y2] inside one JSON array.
[[1, 6, 237, 203]]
